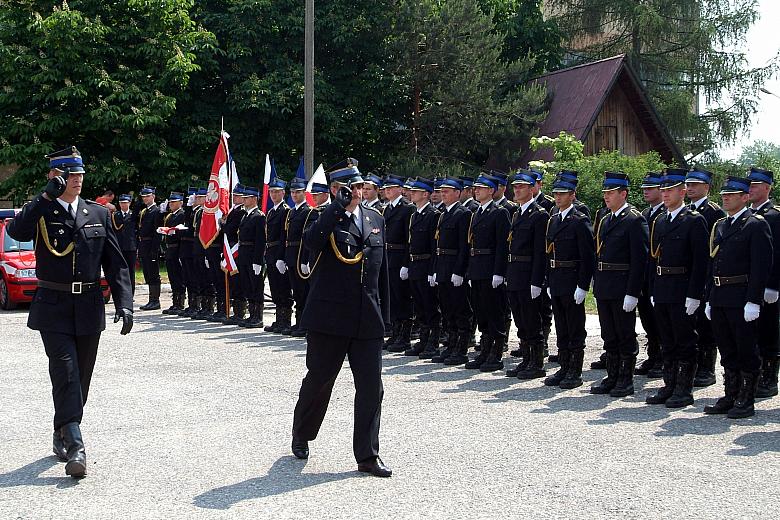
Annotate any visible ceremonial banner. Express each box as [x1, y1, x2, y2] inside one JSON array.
[[199, 131, 232, 248], [305, 163, 327, 206]]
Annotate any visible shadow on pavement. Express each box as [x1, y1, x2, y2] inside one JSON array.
[[0, 457, 80, 489], [192, 456, 356, 510], [727, 431, 780, 456]]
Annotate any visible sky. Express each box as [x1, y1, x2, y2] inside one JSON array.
[[715, 0, 780, 160]]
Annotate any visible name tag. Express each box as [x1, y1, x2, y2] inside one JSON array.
[[84, 223, 103, 228]]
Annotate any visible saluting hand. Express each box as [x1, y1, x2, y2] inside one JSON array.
[[114, 308, 134, 335], [44, 175, 67, 200], [335, 186, 353, 209]]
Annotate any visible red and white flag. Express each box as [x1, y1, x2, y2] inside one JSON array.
[[199, 131, 234, 248], [305, 163, 326, 206], [221, 236, 239, 274]]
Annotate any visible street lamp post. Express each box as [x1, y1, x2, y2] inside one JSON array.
[[305, 0, 314, 181]]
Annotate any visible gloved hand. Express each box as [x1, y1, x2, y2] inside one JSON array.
[[705, 302, 711, 320], [765, 288, 779, 304], [300, 263, 310, 275], [531, 285, 542, 299], [44, 175, 67, 200], [574, 287, 587, 305], [187, 194, 195, 207], [744, 302, 760, 322], [650, 296, 655, 307], [113, 308, 133, 335], [451, 274, 464, 287], [159, 200, 168, 213], [622, 295, 639, 313], [399, 267, 409, 280], [205, 259, 210, 269], [252, 264, 262, 276], [334, 186, 353, 209], [428, 274, 437, 287], [684, 297, 700, 316], [491, 275, 504, 288], [275, 260, 287, 274]]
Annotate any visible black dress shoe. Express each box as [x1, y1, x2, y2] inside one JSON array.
[[291, 439, 309, 459], [357, 456, 392, 477]]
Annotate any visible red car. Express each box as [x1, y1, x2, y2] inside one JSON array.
[[0, 209, 110, 310]]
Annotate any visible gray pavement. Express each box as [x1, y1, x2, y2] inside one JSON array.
[[1, 296, 779, 519]]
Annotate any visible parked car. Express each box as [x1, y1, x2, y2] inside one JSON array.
[[0, 209, 110, 310]]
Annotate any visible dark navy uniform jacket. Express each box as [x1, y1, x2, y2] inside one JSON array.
[[8, 195, 132, 335], [222, 204, 246, 247], [433, 201, 470, 281], [642, 203, 666, 290], [383, 198, 415, 274], [545, 206, 595, 297], [265, 202, 289, 265], [593, 204, 649, 300], [284, 202, 312, 267], [237, 207, 266, 266], [692, 198, 726, 231], [163, 208, 186, 261], [466, 201, 510, 281], [752, 201, 780, 291], [300, 203, 389, 339], [137, 203, 161, 256], [535, 193, 555, 213], [405, 203, 439, 280], [506, 201, 549, 291], [462, 198, 480, 213], [111, 209, 137, 252]]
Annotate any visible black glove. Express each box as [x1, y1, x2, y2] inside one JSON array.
[[44, 176, 67, 199], [114, 308, 134, 335], [334, 186, 353, 208]]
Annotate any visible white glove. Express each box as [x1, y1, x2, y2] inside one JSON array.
[[764, 288, 779, 304], [187, 194, 195, 207], [684, 297, 700, 316], [491, 275, 504, 289], [451, 274, 464, 287], [573, 287, 587, 305], [744, 302, 760, 322], [159, 200, 168, 213], [301, 263, 310, 275], [531, 285, 542, 299], [622, 295, 639, 313], [650, 296, 654, 307], [252, 264, 261, 276], [399, 267, 409, 280], [428, 274, 437, 287], [705, 302, 711, 320], [275, 260, 287, 274], [205, 259, 210, 269]]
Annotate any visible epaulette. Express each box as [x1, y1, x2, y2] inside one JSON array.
[[84, 199, 98, 205], [754, 213, 765, 220], [773, 205, 780, 212], [707, 200, 721, 210], [629, 208, 642, 217]]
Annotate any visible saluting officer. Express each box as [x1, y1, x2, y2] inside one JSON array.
[[645, 170, 709, 408], [747, 166, 780, 398], [685, 167, 726, 387], [636, 172, 666, 378], [221, 185, 247, 324], [283, 179, 312, 336], [504, 171, 550, 381], [137, 186, 162, 310], [591, 172, 649, 398], [291, 160, 392, 478], [112, 193, 137, 295], [264, 179, 294, 333], [704, 176, 773, 419], [236, 187, 266, 328], [541, 174, 595, 385], [362, 174, 384, 212], [463, 174, 511, 372], [160, 192, 187, 314], [7, 146, 133, 478]]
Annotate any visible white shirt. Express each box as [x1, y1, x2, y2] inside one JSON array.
[[495, 196, 507, 206], [478, 200, 492, 212], [650, 202, 664, 215], [295, 201, 306, 210], [519, 199, 534, 215], [667, 204, 684, 222], [417, 202, 432, 213], [57, 197, 79, 217], [751, 200, 771, 212], [729, 206, 749, 223], [389, 195, 403, 208], [345, 206, 363, 233], [444, 201, 458, 213], [558, 205, 573, 220], [272, 201, 284, 212], [612, 203, 629, 218], [690, 197, 707, 210]]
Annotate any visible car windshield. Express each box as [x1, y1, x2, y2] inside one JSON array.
[[4, 235, 34, 252]]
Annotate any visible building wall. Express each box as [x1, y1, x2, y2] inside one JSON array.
[[583, 85, 653, 156]]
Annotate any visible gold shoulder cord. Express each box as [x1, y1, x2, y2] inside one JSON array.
[[284, 210, 291, 232], [297, 209, 323, 280], [164, 213, 171, 226], [545, 217, 554, 254], [111, 211, 123, 231], [710, 216, 727, 258], [467, 212, 475, 245], [649, 217, 661, 260], [595, 213, 610, 256], [434, 212, 444, 242], [37, 217, 75, 257], [139, 207, 147, 224], [508, 209, 518, 245], [407, 211, 415, 245]]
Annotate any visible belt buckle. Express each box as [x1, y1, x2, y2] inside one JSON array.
[[656, 265, 662, 276], [72, 282, 83, 294], [549, 259, 556, 268], [598, 261, 604, 271], [714, 276, 721, 287], [470, 249, 475, 257]]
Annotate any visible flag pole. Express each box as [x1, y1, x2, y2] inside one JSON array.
[[222, 124, 231, 319], [304, 0, 314, 183]]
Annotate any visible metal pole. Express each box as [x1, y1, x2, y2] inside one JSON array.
[[304, 0, 314, 181]]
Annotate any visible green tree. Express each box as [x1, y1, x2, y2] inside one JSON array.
[[0, 0, 216, 199], [739, 140, 780, 169], [547, 0, 778, 157]]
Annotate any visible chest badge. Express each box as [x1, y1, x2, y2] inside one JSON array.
[[58, 229, 64, 235], [83, 208, 88, 215], [371, 227, 380, 234], [53, 210, 59, 215]]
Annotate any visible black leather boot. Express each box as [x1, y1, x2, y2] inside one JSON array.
[[162, 293, 178, 314], [666, 360, 696, 408], [646, 360, 676, 404], [389, 320, 413, 353], [404, 325, 427, 356], [432, 328, 458, 363], [590, 351, 607, 370], [222, 299, 239, 325], [479, 337, 505, 372], [610, 356, 636, 397], [756, 356, 780, 398], [181, 292, 198, 317], [506, 341, 530, 376], [728, 371, 760, 418], [510, 338, 525, 358], [277, 306, 293, 334], [52, 429, 67, 462], [194, 295, 214, 319], [444, 331, 470, 365], [383, 322, 400, 350], [140, 284, 161, 310], [544, 350, 570, 386], [60, 422, 86, 478], [704, 368, 740, 414], [416, 328, 437, 358], [560, 349, 585, 389], [694, 345, 717, 387], [591, 352, 619, 394], [208, 298, 227, 322], [465, 335, 490, 369], [517, 340, 546, 379], [241, 302, 264, 328], [264, 307, 281, 332]]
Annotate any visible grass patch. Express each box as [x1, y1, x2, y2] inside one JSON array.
[[134, 265, 169, 285]]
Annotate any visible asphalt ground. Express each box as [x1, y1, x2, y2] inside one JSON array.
[[1, 295, 779, 519]]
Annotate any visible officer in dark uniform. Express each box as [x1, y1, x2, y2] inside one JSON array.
[[362, 174, 384, 212], [264, 179, 294, 333], [491, 172, 517, 215], [283, 179, 312, 336], [383, 173, 416, 353], [400, 177, 440, 358], [112, 193, 137, 295], [191, 188, 214, 319], [591, 172, 649, 398], [161, 192, 187, 314], [236, 187, 266, 328], [459, 176, 480, 212], [529, 169, 557, 361], [746, 166, 780, 398], [221, 185, 247, 324], [178, 188, 198, 316], [636, 172, 666, 378], [531, 170, 555, 213], [463, 174, 511, 372], [685, 167, 726, 387], [541, 174, 595, 385], [504, 171, 550, 380], [204, 208, 227, 323], [7, 146, 133, 478], [645, 170, 709, 408], [137, 186, 162, 310], [291, 160, 392, 478], [704, 176, 773, 418]]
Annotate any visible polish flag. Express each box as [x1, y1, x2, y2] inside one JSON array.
[[305, 163, 326, 206], [200, 131, 232, 248]]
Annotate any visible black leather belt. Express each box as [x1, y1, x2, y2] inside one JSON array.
[[470, 248, 493, 256], [267, 240, 282, 247], [240, 241, 254, 246], [38, 280, 100, 294], [597, 262, 630, 271], [181, 237, 194, 241], [139, 237, 153, 241], [386, 243, 405, 251], [509, 255, 532, 262], [286, 241, 301, 247], [436, 248, 458, 256], [410, 253, 432, 261], [656, 266, 687, 276], [713, 274, 748, 286], [167, 243, 179, 248], [549, 259, 577, 269]]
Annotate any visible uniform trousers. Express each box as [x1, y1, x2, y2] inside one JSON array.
[[267, 263, 293, 308], [507, 289, 543, 343], [192, 252, 210, 297], [238, 263, 263, 304], [409, 277, 441, 330], [139, 243, 161, 286], [206, 247, 226, 302], [165, 248, 185, 295], [596, 298, 639, 357], [122, 249, 137, 294], [710, 306, 761, 372], [471, 280, 507, 342], [637, 290, 660, 348], [653, 302, 698, 362], [289, 270, 309, 322], [292, 331, 383, 463], [40, 332, 100, 430], [550, 294, 587, 351], [757, 301, 780, 359]]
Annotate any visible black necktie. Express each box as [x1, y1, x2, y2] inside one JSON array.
[[689, 203, 696, 211], [68, 204, 76, 220], [722, 217, 733, 234]]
